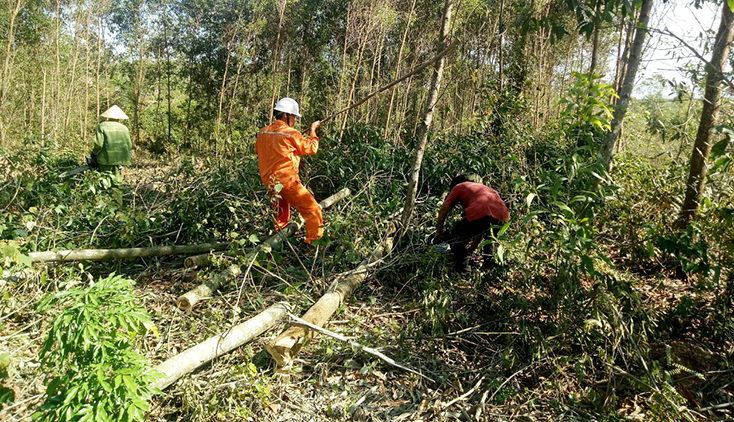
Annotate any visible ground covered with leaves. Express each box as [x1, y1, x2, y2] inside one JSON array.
[[1, 117, 733, 421]]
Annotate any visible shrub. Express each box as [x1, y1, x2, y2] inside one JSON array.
[[34, 274, 160, 422]]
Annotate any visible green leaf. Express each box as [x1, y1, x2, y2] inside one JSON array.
[[0, 353, 10, 372], [15, 253, 32, 267], [553, 202, 574, 216], [525, 193, 536, 207], [710, 137, 731, 160]]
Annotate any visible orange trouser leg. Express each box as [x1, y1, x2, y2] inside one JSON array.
[[268, 191, 291, 231], [280, 182, 323, 243]]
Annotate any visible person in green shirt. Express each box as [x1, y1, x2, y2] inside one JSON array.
[[90, 105, 132, 186]]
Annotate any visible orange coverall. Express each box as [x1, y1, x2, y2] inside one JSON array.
[[255, 119, 323, 243]]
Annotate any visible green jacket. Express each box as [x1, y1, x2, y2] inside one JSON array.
[[92, 121, 132, 166]]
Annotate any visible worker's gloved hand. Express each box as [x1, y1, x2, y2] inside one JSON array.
[[87, 155, 99, 169]]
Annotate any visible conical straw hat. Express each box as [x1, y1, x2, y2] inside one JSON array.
[[100, 105, 129, 120]]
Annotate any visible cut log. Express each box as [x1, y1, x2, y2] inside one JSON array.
[[176, 187, 351, 312], [177, 263, 241, 311], [184, 251, 226, 269], [29, 242, 231, 263], [266, 236, 393, 366], [153, 301, 290, 390]]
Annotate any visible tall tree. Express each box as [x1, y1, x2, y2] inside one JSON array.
[[399, 0, 453, 236], [598, 0, 653, 174], [0, 0, 25, 143], [675, 1, 734, 230]]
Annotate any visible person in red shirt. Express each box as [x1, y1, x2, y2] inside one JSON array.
[[255, 98, 323, 244], [434, 174, 510, 272]]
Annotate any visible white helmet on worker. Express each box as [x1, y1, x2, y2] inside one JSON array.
[[274, 97, 301, 117], [100, 105, 129, 120]]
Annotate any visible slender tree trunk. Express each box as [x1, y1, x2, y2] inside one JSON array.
[[41, 68, 47, 137], [54, 0, 61, 140], [365, 37, 383, 124], [339, 37, 367, 138], [268, 0, 288, 121], [396, 47, 421, 141], [399, 0, 454, 236], [63, 4, 85, 136], [336, 7, 352, 120], [599, 0, 653, 174], [589, 27, 599, 75], [0, 0, 24, 142], [613, 16, 626, 95], [384, 0, 416, 140], [498, 0, 505, 93], [227, 40, 247, 133], [134, 6, 147, 144], [675, 2, 734, 230], [165, 20, 172, 144], [96, 16, 102, 119], [217, 31, 237, 150]]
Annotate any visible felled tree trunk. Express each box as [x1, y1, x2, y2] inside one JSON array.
[[177, 187, 351, 312], [29, 242, 230, 263], [154, 301, 290, 390], [266, 237, 393, 366], [184, 251, 226, 268]]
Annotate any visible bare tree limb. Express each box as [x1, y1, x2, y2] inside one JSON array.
[[285, 312, 435, 382]]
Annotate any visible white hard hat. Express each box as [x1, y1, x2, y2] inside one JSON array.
[[273, 97, 301, 117], [101, 105, 129, 120]]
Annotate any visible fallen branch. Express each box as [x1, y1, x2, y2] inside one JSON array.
[[266, 235, 393, 366], [286, 312, 433, 382], [29, 242, 231, 263], [153, 302, 290, 390], [177, 187, 352, 311]]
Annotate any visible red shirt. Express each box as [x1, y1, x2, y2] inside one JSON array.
[[445, 182, 510, 222]]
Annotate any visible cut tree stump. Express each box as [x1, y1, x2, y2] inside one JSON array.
[[153, 301, 290, 390], [29, 242, 231, 263], [184, 251, 226, 268], [266, 236, 393, 366], [176, 187, 352, 312]]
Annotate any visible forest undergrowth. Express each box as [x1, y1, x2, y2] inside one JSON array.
[[1, 96, 733, 421]]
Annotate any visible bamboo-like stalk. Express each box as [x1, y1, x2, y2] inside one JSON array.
[[29, 242, 230, 263], [177, 188, 352, 312], [266, 236, 393, 366], [153, 301, 290, 390]]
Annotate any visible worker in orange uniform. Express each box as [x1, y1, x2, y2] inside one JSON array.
[[255, 98, 323, 244]]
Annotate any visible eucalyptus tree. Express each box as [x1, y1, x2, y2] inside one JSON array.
[[108, 0, 158, 144], [599, 0, 653, 175], [400, 0, 454, 236], [0, 0, 27, 143], [675, 1, 734, 231]]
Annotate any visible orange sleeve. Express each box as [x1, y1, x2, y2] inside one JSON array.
[[288, 128, 318, 156]]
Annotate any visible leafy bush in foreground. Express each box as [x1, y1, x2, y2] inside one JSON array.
[[34, 274, 159, 422]]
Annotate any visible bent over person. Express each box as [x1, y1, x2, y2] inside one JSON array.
[[435, 174, 510, 272], [90, 105, 132, 185], [255, 97, 323, 244]]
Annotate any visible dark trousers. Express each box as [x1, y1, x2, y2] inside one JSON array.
[[445, 216, 501, 270]]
